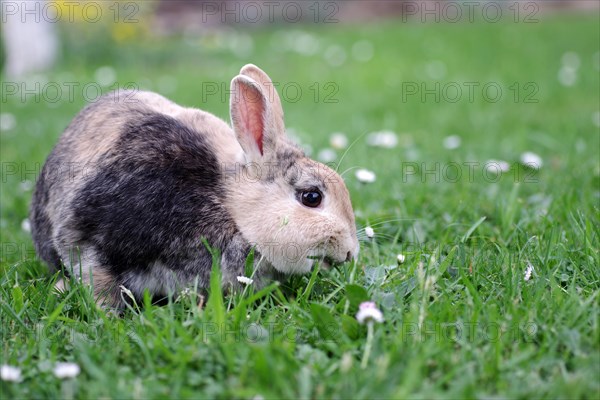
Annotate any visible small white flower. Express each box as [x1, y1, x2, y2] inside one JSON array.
[[356, 301, 384, 324], [176, 288, 192, 301], [558, 66, 577, 87], [236, 276, 253, 285], [355, 169, 376, 183], [324, 45, 347, 67], [1, 365, 22, 382], [317, 148, 337, 163], [351, 40, 374, 62], [397, 254, 406, 264], [0, 113, 16, 132], [365, 226, 375, 238], [524, 263, 534, 281], [21, 218, 31, 233], [485, 159, 511, 174], [19, 180, 34, 192], [329, 132, 348, 149], [94, 66, 117, 87], [520, 152, 543, 169], [291, 32, 319, 56], [443, 135, 461, 150], [53, 362, 80, 379], [366, 130, 398, 148], [425, 60, 447, 80]]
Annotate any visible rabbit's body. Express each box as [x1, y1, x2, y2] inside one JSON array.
[[30, 65, 359, 307]]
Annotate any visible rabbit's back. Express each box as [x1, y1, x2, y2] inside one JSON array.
[[30, 91, 242, 292]]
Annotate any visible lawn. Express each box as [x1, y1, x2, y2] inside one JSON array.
[[1, 13, 599, 399]]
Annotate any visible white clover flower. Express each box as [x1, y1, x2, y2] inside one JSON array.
[[324, 45, 347, 67], [443, 135, 461, 150], [1, 365, 22, 382], [236, 276, 254, 285], [0, 113, 16, 132], [524, 263, 534, 282], [366, 130, 398, 149], [329, 132, 348, 149], [425, 60, 447, 80], [355, 169, 376, 183], [356, 301, 384, 324], [53, 362, 80, 379], [21, 218, 31, 233], [292, 32, 319, 56], [317, 148, 337, 163], [94, 66, 117, 87], [485, 159, 510, 174], [558, 66, 577, 87], [520, 152, 543, 169], [19, 180, 34, 192], [365, 226, 375, 238], [351, 40, 374, 62], [175, 287, 193, 302], [397, 254, 406, 264]]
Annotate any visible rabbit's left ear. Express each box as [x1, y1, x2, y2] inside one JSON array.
[[230, 75, 282, 163]]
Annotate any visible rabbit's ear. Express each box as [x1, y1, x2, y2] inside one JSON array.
[[230, 75, 281, 163], [240, 64, 284, 124]]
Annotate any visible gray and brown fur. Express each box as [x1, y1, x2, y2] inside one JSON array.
[[30, 64, 359, 308]]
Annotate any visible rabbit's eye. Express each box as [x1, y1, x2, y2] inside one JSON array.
[[300, 190, 322, 208]]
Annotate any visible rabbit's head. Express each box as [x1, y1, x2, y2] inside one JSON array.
[[225, 64, 359, 274]]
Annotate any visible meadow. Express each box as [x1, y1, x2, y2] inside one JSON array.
[[1, 12, 599, 399]]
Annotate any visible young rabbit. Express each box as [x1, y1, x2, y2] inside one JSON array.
[[30, 64, 359, 307]]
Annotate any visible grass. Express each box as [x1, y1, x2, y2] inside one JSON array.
[[1, 14, 599, 399]]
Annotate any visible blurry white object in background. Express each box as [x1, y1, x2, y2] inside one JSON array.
[[1, 0, 59, 79]]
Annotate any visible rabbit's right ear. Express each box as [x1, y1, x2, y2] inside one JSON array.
[[239, 64, 284, 125], [230, 75, 280, 164]]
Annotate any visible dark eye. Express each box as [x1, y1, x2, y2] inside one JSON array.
[[300, 190, 322, 208]]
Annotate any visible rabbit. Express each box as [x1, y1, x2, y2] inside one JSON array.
[[30, 64, 359, 308]]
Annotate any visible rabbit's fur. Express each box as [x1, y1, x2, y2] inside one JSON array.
[[30, 64, 359, 307]]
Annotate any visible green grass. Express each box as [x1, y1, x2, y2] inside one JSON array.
[[2, 15, 599, 399]]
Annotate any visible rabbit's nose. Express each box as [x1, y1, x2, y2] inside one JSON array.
[[345, 251, 353, 262]]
